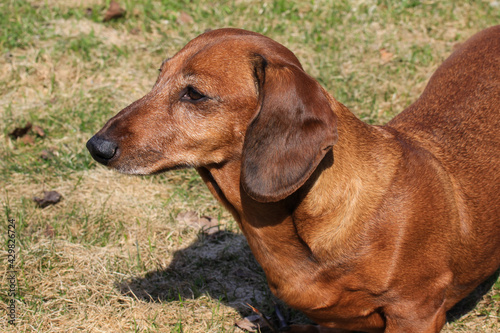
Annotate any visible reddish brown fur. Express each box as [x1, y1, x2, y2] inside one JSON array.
[[87, 27, 500, 332]]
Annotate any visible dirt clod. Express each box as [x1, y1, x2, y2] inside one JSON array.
[[9, 122, 32, 138], [34, 191, 62, 208], [103, 0, 126, 22]]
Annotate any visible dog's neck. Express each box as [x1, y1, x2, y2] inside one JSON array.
[[196, 96, 400, 302], [294, 100, 400, 260]]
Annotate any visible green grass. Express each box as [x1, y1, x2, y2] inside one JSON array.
[[0, 0, 499, 331]]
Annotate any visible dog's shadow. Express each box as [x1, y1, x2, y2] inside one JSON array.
[[446, 268, 499, 322], [116, 229, 498, 326], [116, 230, 278, 317]]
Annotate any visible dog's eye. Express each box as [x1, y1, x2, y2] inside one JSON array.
[[182, 86, 206, 102]]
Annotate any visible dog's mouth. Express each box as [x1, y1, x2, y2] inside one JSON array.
[[108, 155, 193, 176], [149, 164, 193, 175]]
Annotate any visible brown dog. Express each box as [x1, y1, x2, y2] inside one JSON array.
[[87, 27, 500, 332]]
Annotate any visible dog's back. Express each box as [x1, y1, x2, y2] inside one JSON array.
[[388, 25, 500, 283]]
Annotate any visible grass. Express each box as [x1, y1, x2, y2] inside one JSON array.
[[0, 0, 499, 331]]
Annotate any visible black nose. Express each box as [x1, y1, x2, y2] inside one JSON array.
[[86, 135, 118, 165]]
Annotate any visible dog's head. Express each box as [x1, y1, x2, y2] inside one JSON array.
[[87, 28, 338, 202]]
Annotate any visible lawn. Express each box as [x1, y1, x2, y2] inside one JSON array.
[[1, 0, 499, 332]]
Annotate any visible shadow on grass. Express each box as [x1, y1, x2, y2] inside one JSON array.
[[116, 229, 498, 327], [446, 268, 500, 323], [116, 230, 279, 317]]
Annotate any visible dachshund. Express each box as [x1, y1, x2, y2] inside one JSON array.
[[87, 27, 500, 332]]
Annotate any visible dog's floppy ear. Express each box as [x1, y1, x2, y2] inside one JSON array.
[[241, 54, 338, 203]]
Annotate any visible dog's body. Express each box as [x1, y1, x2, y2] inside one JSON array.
[[87, 26, 500, 332]]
